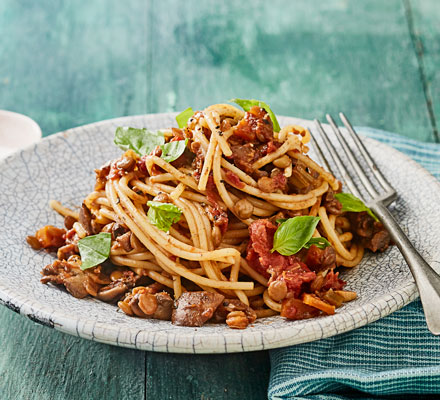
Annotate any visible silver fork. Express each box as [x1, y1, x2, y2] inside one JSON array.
[[312, 113, 440, 335]]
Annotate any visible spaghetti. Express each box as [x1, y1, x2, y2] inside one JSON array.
[[28, 102, 391, 329]]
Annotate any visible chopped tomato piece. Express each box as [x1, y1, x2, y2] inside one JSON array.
[[234, 106, 273, 142], [35, 225, 66, 249], [224, 170, 245, 189], [281, 298, 320, 320]]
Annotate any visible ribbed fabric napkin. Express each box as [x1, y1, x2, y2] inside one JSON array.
[[268, 128, 440, 400]]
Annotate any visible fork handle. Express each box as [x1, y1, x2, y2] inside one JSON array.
[[371, 203, 440, 335]]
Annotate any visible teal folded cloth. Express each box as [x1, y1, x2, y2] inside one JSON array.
[[268, 127, 440, 400]]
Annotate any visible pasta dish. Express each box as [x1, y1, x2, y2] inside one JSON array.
[[27, 100, 390, 329]]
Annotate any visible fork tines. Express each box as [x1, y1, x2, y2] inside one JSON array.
[[312, 113, 396, 206], [313, 116, 440, 336]]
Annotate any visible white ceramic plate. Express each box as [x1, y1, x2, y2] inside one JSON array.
[[1, 113, 439, 354]]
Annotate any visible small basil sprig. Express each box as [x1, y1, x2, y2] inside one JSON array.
[[147, 201, 182, 232], [176, 107, 194, 128], [334, 192, 378, 221], [160, 139, 188, 162], [114, 127, 187, 163], [303, 237, 331, 250], [114, 127, 164, 156], [272, 216, 321, 255], [230, 98, 280, 132], [275, 218, 330, 252], [78, 232, 112, 270]]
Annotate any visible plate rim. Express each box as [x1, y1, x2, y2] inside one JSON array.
[[1, 112, 438, 353]]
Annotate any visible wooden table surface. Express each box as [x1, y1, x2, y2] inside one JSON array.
[[1, 1, 439, 399]]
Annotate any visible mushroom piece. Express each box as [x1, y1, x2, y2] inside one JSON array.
[[139, 292, 173, 320], [152, 192, 171, 203], [63, 274, 90, 299], [212, 299, 257, 325], [113, 231, 132, 252], [128, 297, 149, 318], [96, 282, 128, 303], [57, 243, 78, 261], [79, 203, 95, 236], [116, 156, 136, 172], [119, 289, 173, 320], [152, 292, 174, 320], [211, 225, 222, 248], [172, 291, 225, 327], [41, 259, 90, 298]]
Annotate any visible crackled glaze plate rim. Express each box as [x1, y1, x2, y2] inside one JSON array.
[[1, 112, 438, 354]]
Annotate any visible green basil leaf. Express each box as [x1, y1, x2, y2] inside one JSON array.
[[147, 201, 182, 232], [230, 98, 280, 132], [176, 107, 194, 128], [78, 232, 111, 270], [114, 127, 165, 156], [276, 218, 288, 224], [272, 216, 321, 256], [303, 237, 331, 250], [160, 139, 188, 163], [334, 192, 378, 221]]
